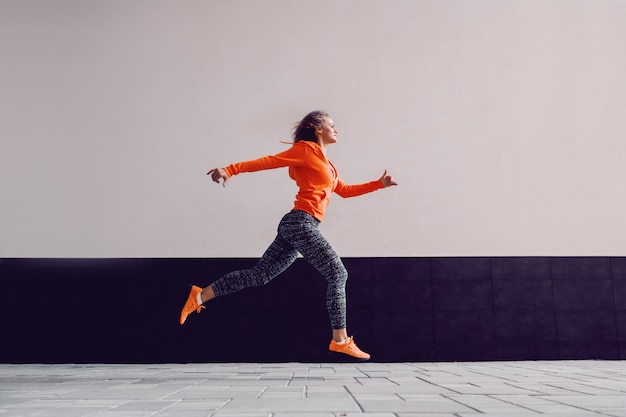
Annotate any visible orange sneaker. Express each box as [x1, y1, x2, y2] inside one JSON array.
[[179, 285, 205, 325], [329, 336, 371, 361]]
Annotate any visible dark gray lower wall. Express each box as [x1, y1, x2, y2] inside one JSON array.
[[1, 257, 625, 363]]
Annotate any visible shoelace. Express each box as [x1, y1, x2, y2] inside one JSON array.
[[183, 302, 205, 314], [344, 339, 360, 353], [338, 337, 358, 352]]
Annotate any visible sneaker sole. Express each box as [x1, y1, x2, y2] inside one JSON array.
[[328, 351, 371, 362]]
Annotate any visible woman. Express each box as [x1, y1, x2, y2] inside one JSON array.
[[180, 111, 397, 360]]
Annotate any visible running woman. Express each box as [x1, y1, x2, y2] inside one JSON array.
[[179, 110, 398, 360]]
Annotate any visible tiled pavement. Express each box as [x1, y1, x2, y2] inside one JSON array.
[[1, 361, 626, 416]]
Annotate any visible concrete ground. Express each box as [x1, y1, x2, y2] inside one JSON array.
[[1, 361, 626, 416]]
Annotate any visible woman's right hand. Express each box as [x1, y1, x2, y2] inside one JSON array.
[[207, 168, 229, 187]]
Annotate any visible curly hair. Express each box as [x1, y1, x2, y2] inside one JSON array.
[[292, 111, 330, 143]]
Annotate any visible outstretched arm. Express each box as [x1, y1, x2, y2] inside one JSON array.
[[335, 169, 398, 198], [206, 143, 308, 187]]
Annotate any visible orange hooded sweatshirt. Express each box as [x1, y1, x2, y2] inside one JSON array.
[[223, 141, 384, 222]]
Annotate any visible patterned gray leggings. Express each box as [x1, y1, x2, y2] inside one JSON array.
[[210, 210, 348, 329]]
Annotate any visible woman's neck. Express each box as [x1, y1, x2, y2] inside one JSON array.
[[316, 140, 329, 156]]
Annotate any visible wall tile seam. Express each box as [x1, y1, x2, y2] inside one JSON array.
[[552, 308, 621, 312], [549, 257, 613, 281], [487, 258, 501, 363], [428, 258, 437, 354], [547, 258, 560, 358], [610, 259, 623, 342], [432, 309, 498, 313]]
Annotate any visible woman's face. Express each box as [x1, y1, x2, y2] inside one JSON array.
[[316, 117, 338, 145]]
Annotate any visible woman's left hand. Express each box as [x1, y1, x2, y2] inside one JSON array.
[[379, 170, 398, 187]]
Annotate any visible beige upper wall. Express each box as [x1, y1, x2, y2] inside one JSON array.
[[1, 0, 625, 257]]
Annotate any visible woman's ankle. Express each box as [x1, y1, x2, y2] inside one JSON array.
[[200, 286, 215, 304], [332, 329, 349, 343]]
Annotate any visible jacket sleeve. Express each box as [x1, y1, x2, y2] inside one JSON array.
[[223, 144, 306, 177], [334, 178, 385, 198]]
